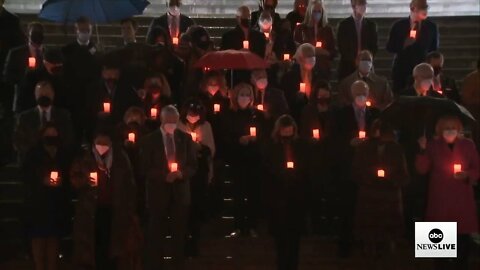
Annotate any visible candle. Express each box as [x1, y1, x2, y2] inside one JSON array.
[[103, 102, 111, 113], [287, 161, 295, 169], [50, 171, 59, 184], [170, 162, 178, 172], [214, 103, 221, 113], [358, 131, 366, 139], [150, 108, 158, 119], [249, 127, 257, 137], [315, 41, 322, 48], [283, 54, 290, 61], [172, 37, 179, 45], [437, 90, 443, 95], [89, 172, 98, 186], [410, 30, 417, 39], [264, 32, 270, 39], [243, 40, 249, 49], [454, 164, 462, 174], [312, 129, 320, 140], [128, 132, 135, 143], [191, 132, 197, 142], [299, 83, 306, 93], [28, 57, 36, 68], [257, 104, 264, 111], [377, 169, 385, 178], [296, 22, 300, 26], [366, 100, 372, 107]]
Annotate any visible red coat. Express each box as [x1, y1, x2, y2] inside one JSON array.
[[416, 137, 480, 234]]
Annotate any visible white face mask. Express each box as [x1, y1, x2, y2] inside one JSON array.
[[303, 57, 316, 70], [255, 78, 268, 89], [358, 60, 372, 74], [258, 19, 273, 31], [186, 115, 200, 124], [238, 96, 251, 108], [95, 144, 110, 156], [420, 79, 432, 92], [207, 85, 219, 95], [77, 31, 91, 43], [354, 95, 367, 107], [168, 6, 180, 16], [163, 123, 177, 134], [443, 129, 458, 143]]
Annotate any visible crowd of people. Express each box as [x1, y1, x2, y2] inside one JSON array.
[[0, 0, 479, 270]]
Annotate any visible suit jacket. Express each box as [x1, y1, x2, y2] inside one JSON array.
[[3, 45, 44, 85], [0, 8, 25, 76], [286, 11, 304, 33], [115, 42, 153, 88], [401, 86, 444, 98], [251, 9, 282, 32], [336, 16, 378, 80], [140, 129, 197, 208], [256, 86, 289, 120], [337, 71, 393, 110], [221, 25, 267, 58], [146, 13, 195, 42]]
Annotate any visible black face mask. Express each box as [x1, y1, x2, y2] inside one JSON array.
[[105, 78, 118, 89], [37, 96, 52, 107], [43, 136, 59, 146], [30, 31, 44, 46], [50, 66, 63, 76], [433, 66, 442, 76], [240, 18, 250, 28], [127, 121, 141, 130], [317, 97, 330, 106]]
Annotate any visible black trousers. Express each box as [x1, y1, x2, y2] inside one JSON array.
[[95, 206, 116, 270], [274, 233, 301, 270]]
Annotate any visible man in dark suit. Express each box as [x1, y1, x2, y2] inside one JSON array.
[[146, 0, 195, 44], [250, 0, 281, 32], [386, 0, 439, 94], [402, 63, 442, 98], [336, 0, 378, 81], [286, 0, 307, 33], [142, 105, 197, 270], [333, 80, 380, 258], [426, 51, 460, 102], [0, 0, 24, 78], [14, 80, 74, 164], [251, 69, 289, 122]]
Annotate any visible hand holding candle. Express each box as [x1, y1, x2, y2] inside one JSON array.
[[377, 169, 385, 178], [366, 100, 372, 107], [214, 104, 221, 113], [299, 83, 306, 93], [312, 129, 320, 140], [315, 41, 322, 48], [250, 127, 257, 137], [454, 164, 462, 174], [287, 161, 295, 169], [128, 132, 135, 143], [358, 131, 366, 139], [257, 104, 264, 111], [191, 132, 197, 142], [172, 37, 179, 45], [150, 108, 158, 119], [170, 162, 178, 172], [283, 54, 290, 61], [243, 40, 249, 49], [409, 30, 417, 39], [103, 102, 111, 113], [28, 57, 36, 69], [89, 172, 98, 187], [49, 171, 59, 186]]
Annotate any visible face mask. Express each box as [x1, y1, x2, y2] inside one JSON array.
[[105, 78, 118, 89], [127, 121, 141, 130], [37, 96, 52, 108], [258, 19, 273, 31], [186, 115, 200, 124], [303, 57, 316, 70], [168, 6, 180, 16], [240, 18, 250, 28], [77, 32, 91, 43], [207, 85, 219, 95], [420, 79, 432, 91], [442, 129, 458, 143], [433, 66, 442, 76], [30, 31, 44, 46], [358, 60, 372, 74], [354, 95, 367, 107], [255, 78, 268, 89], [43, 136, 59, 146], [95, 144, 110, 156], [313, 11, 322, 22], [238, 96, 251, 108], [163, 123, 177, 134], [317, 97, 330, 106]]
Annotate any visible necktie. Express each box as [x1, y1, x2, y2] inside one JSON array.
[[170, 15, 179, 38], [41, 110, 48, 126], [357, 109, 365, 131], [165, 134, 175, 161]]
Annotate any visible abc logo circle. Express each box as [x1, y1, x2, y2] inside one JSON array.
[[428, 228, 444, 243]]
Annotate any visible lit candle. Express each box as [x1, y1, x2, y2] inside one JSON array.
[[257, 104, 264, 111], [249, 127, 257, 137], [377, 169, 385, 178], [315, 41, 322, 48], [50, 171, 59, 184], [437, 90, 443, 95], [150, 108, 158, 119], [214, 103, 221, 113], [299, 83, 306, 93], [296, 22, 300, 26], [283, 54, 290, 61], [28, 57, 36, 69], [287, 161, 295, 169], [312, 129, 320, 140], [103, 102, 111, 113], [243, 40, 249, 49], [358, 131, 366, 139], [264, 32, 270, 39], [454, 164, 462, 174], [128, 132, 135, 143], [89, 172, 98, 187], [172, 37, 179, 45], [366, 100, 372, 107], [191, 132, 197, 142], [170, 162, 178, 172], [410, 30, 417, 39]]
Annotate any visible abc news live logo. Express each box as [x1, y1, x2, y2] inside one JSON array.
[[415, 222, 457, 258]]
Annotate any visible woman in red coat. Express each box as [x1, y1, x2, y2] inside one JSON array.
[[416, 115, 479, 269]]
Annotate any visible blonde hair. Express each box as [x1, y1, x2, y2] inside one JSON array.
[[435, 115, 463, 137], [271, 114, 299, 142], [303, 0, 328, 28], [230, 83, 254, 111], [144, 73, 172, 98], [123, 106, 146, 125]]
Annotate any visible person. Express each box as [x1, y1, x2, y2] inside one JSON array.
[[286, 0, 307, 34], [461, 60, 480, 147], [251, 68, 289, 123], [416, 115, 479, 270], [402, 62, 442, 97], [353, 120, 409, 258], [336, 0, 378, 81], [333, 80, 380, 257], [146, 0, 195, 44], [426, 51, 460, 102], [386, 0, 439, 94], [177, 98, 215, 257], [22, 123, 72, 270], [14, 80, 74, 164], [293, 0, 336, 80], [263, 115, 308, 270], [0, 0, 25, 80], [141, 105, 197, 270], [251, 0, 281, 32], [139, 73, 174, 120], [3, 22, 45, 114], [70, 129, 140, 270], [337, 50, 393, 110], [224, 83, 266, 238]]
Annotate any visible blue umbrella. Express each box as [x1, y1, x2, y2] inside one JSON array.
[[39, 0, 150, 24]]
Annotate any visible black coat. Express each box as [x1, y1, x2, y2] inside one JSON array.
[[251, 9, 282, 32], [337, 16, 378, 80], [286, 11, 304, 33], [115, 42, 154, 89], [221, 25, 267, 58], [3, 45, 44, 86], [0, 8, 25, 76], [146, 13, 195, 42]]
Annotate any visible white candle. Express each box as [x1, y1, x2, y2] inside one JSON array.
[[89, 172, 98, 187], [172, 37, 179, 45], [315, 41, 322, 48], [299, 83, 306, 93], [377, 169, 385, 178], [128, 132, 135, 143], [410, 30, 417, 39], [454, 164, 462, 174], [283, 54, 290, 61], [257, 104, 264, 111], [170, 162, 178, 172], [191, 132, 197, 142], [359, 131, 366, 139], [150, 108, 158, 119], [287, 161, 295, 169], [312, 129, 320, 140], [103, 102, 111, 113], [214, 103, 221, 113], [250, 127, 257, 137], [243, 40, 249, 49], [28, 57, 36, 68]]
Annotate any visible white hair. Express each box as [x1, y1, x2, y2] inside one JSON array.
[[160, 105, 179, 119]]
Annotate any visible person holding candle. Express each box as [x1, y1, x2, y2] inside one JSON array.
[[251, 69, 289, 124], [140, 105, 197, 270], [263, 115, 308, 270], [402, 62, 443, 97], [386, 0, 439, 94], [425, 51, 460, 102], [70, 129, 140, 270], [139, 73, 174, 130], [416, 115, 479, 269], [22, 123, 72, 270], [286, 0, 307, 34], [353, 120, 410, 258], [293, 0, 336, 81], [251, 0, 281, 32]]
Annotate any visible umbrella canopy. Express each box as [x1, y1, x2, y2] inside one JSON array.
[[39, 0, 150, 24], [195, 50, 269, 70]]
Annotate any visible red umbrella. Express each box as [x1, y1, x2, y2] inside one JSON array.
[[195, 49, 269, 70]]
